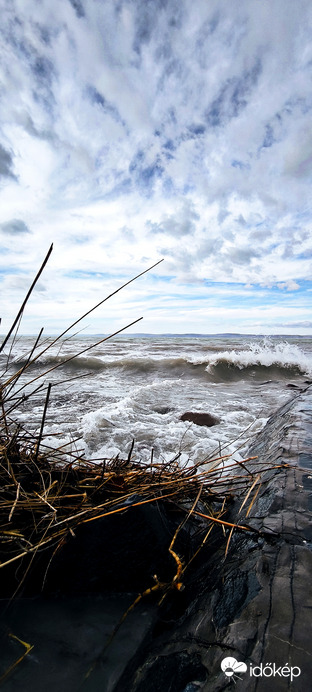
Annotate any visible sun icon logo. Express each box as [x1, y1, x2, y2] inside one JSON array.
[[221, 657, 248, 682]]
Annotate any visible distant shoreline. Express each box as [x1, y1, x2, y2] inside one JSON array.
[[1, 332, 311, 339]]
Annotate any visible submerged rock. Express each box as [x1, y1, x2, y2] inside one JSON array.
[[180, 411, 220, 427], [154, 406, 172, 414]]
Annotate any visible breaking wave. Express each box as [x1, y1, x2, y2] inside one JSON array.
[[205, 340, 312, 380], [58, 340, 312, 380], [9, 339, 312, 382]]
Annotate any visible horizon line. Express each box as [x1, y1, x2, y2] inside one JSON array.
[[1, 332, 311, 338]]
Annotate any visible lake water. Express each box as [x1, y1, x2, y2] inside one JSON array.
[[1, 334, 312, 467]]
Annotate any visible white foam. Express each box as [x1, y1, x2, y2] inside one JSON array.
[[78, 376, 270, 466]]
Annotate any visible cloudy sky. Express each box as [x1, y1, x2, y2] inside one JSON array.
[[0, 0, 312, 335]]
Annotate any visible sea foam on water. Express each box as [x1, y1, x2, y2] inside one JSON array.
[[4, 335, 312, 466]]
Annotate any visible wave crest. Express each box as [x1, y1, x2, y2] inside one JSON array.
[[206, 339, 312, 378]]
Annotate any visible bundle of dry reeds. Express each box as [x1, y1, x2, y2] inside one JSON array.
[[0, 430, 262, 580]]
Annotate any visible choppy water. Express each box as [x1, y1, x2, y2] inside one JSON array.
[[1, 334, 312, 466]]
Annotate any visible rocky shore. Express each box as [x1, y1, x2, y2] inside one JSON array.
[[118, 385, 312, 692], [1, 386, 312, 691]]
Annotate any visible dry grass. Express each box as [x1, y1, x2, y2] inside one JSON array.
[[0, 429, 269, 576]]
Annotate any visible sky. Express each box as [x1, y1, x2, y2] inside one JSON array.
[[0, 0, 312, 336]]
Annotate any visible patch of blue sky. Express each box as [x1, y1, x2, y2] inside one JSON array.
[[187, 123, 206, 137], [129, 149, 144, 172], [133, 294, 164, 303], [298, 279, 312, 288], [162, 175, 174, 195], [266, 283, 304, 294], [156, 288, 262, 307], [285, 95, 312, 116], [128, 155, 164, 195], [104, 177, 133, 200], [65, 270, 114, 280], [33, 55, 53, 81], [294, 208, 312, 222], [146, 274, 174, 284], [231, 159, 250, 170], [69, 0, 85, 18], [295, 249, 312, 260], [0, 265, 24, 274], [261, 123, 275, 149], [278, 279, 312, 292], [206, 295, 268, 309], [86, 85, 124, 125], [139, 161, 164, 184], [162, 139, 176, 151], [201, 280, 307, 300], [70, 235, 92, 245], [275, 284, 309, 297], [203, 280, 251, 289], [205, 59, 262, 128], [163, 151, 175, 161]]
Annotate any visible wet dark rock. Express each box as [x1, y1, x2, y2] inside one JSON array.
[[0, 595, 158, 692], [180, 411, 220, 427], [212, 570, 261, 629], [130, 652, 207, 692]]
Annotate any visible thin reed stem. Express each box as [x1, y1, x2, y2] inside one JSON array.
[[0, 244, 53, 354]]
